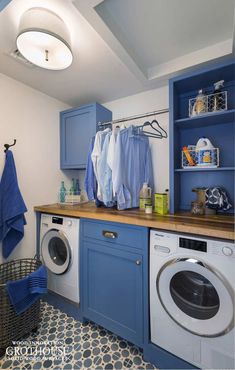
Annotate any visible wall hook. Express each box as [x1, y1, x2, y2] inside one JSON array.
[[4, 139, 17, 153]]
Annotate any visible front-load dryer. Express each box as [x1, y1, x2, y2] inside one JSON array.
[[150, 230, 235, 369], [40, 213, 79, 303]]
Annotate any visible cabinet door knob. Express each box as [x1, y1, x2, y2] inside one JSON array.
[[136, 260, 141, 265], [102, 230, 118, 239]]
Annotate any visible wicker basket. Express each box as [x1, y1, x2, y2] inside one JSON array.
[[0, 258, 42, 355]]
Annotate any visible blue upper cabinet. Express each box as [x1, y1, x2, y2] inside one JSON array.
[[60, 103, 112, 169], [169, 60, 235, 214], [0, 0, 12, 11]]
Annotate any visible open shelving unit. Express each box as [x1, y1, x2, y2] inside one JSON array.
[[169, 60, 235, 214]]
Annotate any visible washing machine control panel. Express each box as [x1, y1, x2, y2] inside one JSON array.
[[150, 230, 235, 258], [179, 237, 207, 252], [151, 231, 178, 254], [52, 216, 63, 225]]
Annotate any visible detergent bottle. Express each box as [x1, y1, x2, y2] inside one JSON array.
[[196, 137, 216, 166], [139, 183, 152, 210]]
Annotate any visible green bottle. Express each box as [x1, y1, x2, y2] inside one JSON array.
[[70, 178, 75, 195], [60, 181, 66, 203]]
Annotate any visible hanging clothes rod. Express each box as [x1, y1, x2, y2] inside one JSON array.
[[98, 108, 169, 127]]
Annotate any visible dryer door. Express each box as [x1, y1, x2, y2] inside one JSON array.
[[41, 229, 71, 275], [157, 258, 234, 337]]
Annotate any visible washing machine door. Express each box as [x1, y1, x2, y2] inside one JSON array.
[[157, 258, 234, 337], [41, 229, 71, 275]]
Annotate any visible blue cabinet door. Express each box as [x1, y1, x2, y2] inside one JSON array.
[[81, 240, 144, 346], [60, 103, 112, 169]]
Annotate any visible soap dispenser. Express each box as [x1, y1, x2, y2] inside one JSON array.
[[210, 80, 225, 112]]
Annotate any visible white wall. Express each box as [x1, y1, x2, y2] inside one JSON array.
[[103, 85, 169, 193], [0, 75, 169, 264], [0, 73, 70, 263]]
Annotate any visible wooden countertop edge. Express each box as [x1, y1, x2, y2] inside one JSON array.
[[34, 204, 234, 241]]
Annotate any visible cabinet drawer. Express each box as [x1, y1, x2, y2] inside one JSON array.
[[81, 219, 147, 251]]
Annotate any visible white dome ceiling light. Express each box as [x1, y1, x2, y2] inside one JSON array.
[[16, 8, 73, 70]]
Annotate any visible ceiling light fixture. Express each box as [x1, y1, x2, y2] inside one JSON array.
[[16, 8, 73, 70]]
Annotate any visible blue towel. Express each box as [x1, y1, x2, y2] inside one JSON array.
[[0, 150, 27, 258], [6, 265, 47, 315]]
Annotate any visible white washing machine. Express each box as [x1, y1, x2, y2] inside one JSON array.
[[150, 229, 235, 369], [40, 213, 79, 303]]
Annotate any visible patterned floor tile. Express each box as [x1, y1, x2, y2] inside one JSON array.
[[0, 301, 157, 369]]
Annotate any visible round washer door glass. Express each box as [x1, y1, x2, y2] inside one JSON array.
[[41, 229, 71, 274], [157, 258, 234, 337], [170, 270, 220, 320]]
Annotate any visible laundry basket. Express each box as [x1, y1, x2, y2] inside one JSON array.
[[0, 258, 42, 357]]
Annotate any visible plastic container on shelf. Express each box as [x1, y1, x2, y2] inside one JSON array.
[[196, 138, 217, 167]]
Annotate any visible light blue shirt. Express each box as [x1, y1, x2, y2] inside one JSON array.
[[113, 126, 153, 210], [84, 136, 96, 201], [91, 129, 111, 201], [98, 132, 115, 207]]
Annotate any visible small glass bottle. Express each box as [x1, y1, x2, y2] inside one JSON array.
[[70, 178, 75, 195], [75, 179, 81, 195], [60, 181, 66, 203]]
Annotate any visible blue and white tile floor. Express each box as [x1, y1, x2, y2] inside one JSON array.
[[0, 301, 157, 369]]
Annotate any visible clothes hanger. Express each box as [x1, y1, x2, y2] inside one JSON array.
[[138, 121, 163, 138], [150, 119, 168, 138]]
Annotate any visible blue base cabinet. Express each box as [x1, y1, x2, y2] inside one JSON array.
[[80, 219, 148, 347], [60, 102, 112, 169]]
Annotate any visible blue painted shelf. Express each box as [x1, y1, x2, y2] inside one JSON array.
[[175, 167, 235, 172], [175, 109, 235, 128], [170, 60, 235, 214]]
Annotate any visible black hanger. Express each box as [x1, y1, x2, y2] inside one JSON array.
[[4, 139, 16, 153], [138, 121, 164, 138], [150, 119, 168, 138]]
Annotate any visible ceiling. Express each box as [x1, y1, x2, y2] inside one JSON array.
[[0, 0, 234, 106]]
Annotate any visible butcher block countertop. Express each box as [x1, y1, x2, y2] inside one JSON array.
[[34, 202, 235, 241]]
